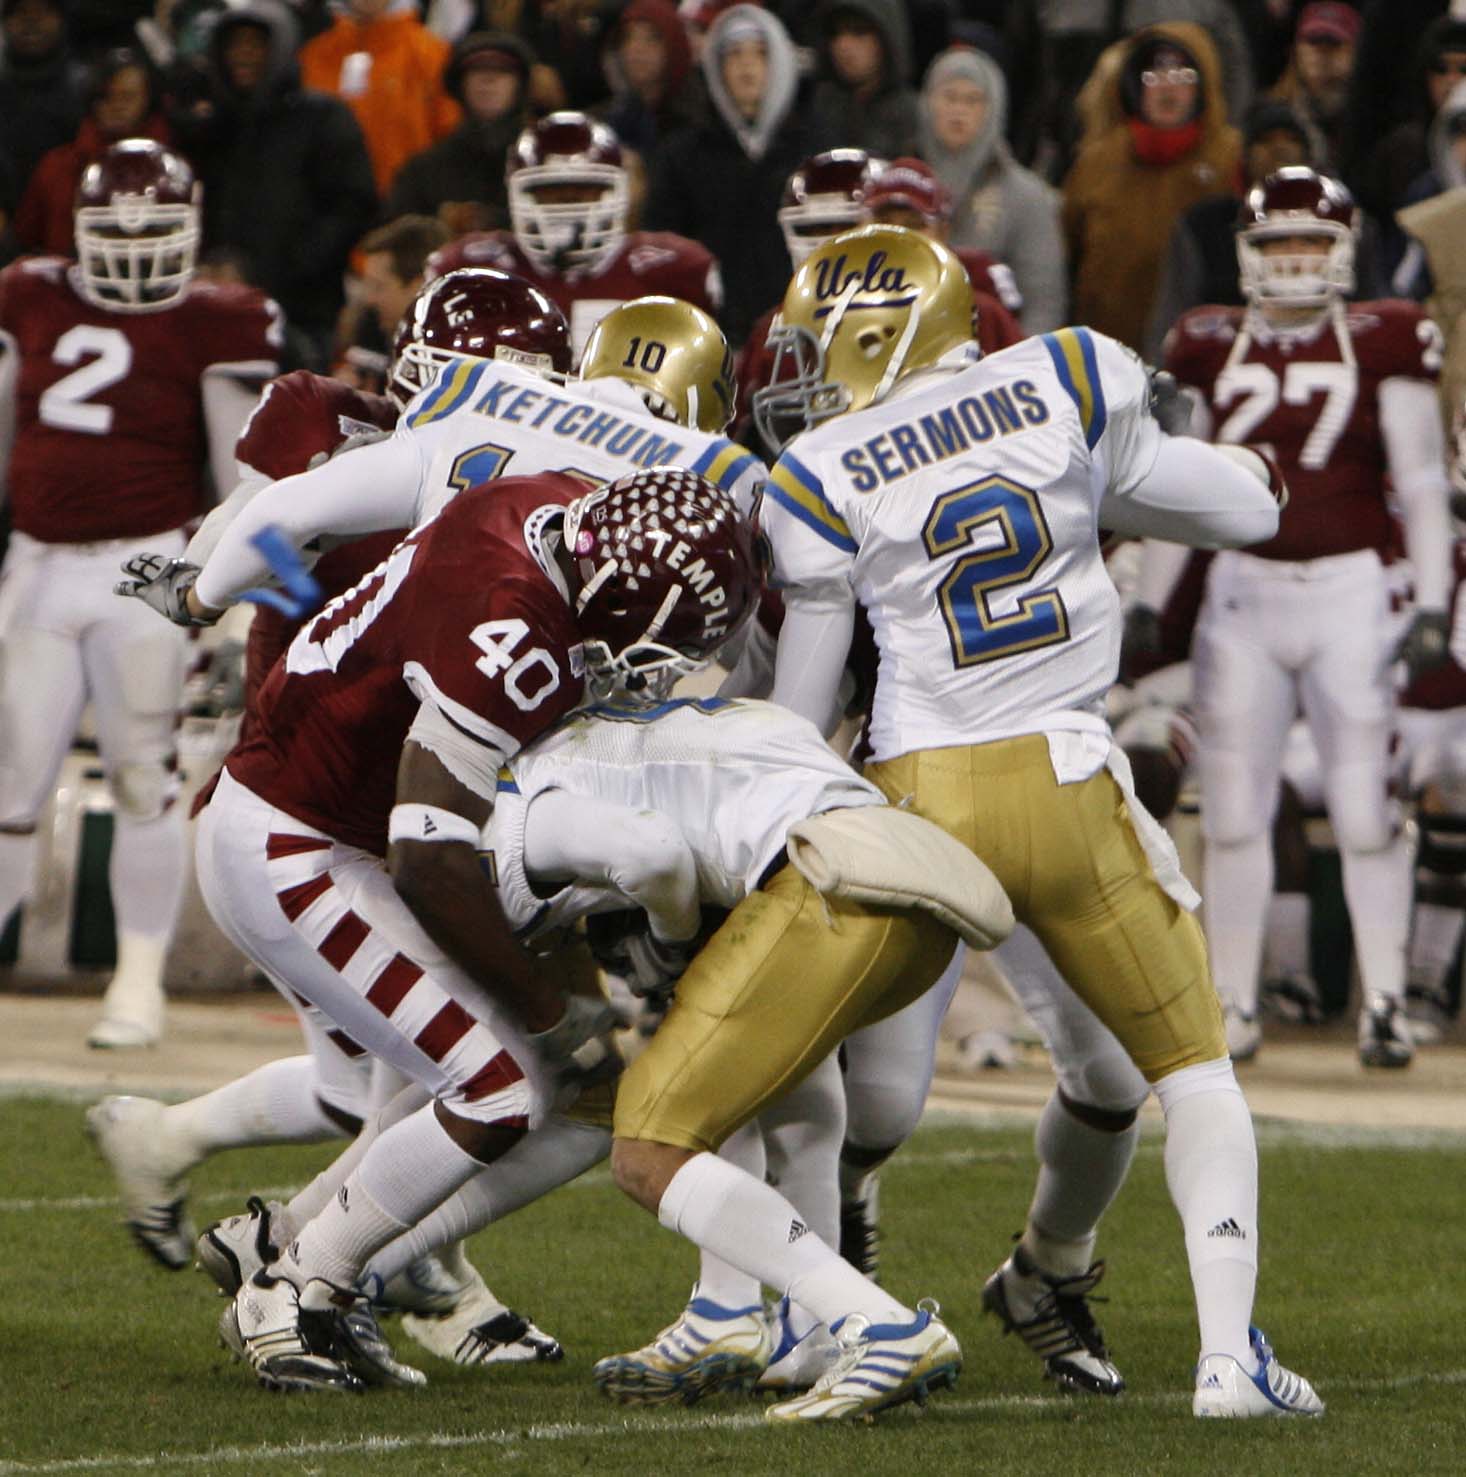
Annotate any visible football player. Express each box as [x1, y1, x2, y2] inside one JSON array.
[[425, 112, 722, 363], [758, 222, 1323, 1418], [122, 465, 761, 1394], [0, 140, 280, 1048], [1164, 167, 1453, 1068], [735, 149, 1024, 451], [131, 293, 763, 622], [88, 268, 575, 1367]]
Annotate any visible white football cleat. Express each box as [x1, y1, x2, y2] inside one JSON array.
[[88, 976, 164, 1049], [222, 1272, 364, 1394], [765, 1300, 961, 1423], [85, 1095, 195, 1269], [1224, 1007, 1262, 1063], [1358, 995, 1414, 1069], [1193, 1327, 1324, 1418], [397, 1261, 563, 1366], [593, 1297, 771, 1405], [757, 1298, 839, 1392], [197, 1197, 284, 1295], [981, 1245, 1125, 1396]]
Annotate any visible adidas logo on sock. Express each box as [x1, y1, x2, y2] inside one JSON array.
[[1206, 1217, 1246, 1239], [788, 1218, 809, 1244]]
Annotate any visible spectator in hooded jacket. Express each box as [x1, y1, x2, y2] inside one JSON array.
[[172, 0, 377, 370], [13, 48, 170, 257], [1267, 2, 1359, 175], [807, 0, 920, 160], [645, 3, 832, 345], [917, 44, 1067, 334], [1061, 23, 1241, 353], [597, 0, 704, 163], [0, 0, 89, 195], [299, 0, 460, 197], [386, 31, 534, 233]]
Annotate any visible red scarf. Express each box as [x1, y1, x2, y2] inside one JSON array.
[[1127, 117, 1202, 166]]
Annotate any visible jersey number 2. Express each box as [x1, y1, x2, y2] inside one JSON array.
[[923, 475, 1069, 667], [39, 325, 132, 435]]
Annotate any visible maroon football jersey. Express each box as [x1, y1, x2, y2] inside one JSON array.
[[952, 246, 1024, 318], [1403, 540, 1466, 711], [1164, 300, 1441, 563], [426, 230, 721, 360], [226, 474, 589, 856], [0, 257, 279, 542], [233, 371, 405, 724]]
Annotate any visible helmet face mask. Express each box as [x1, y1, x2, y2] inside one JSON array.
[[579, 296, 736, 432], [74, 141, 200, 313], [1237, 167, 1357, 309], [507, 113, 629, 275], [564, 467, 760, 708], [387, 267, 572, 409], [753, 224, 973, 450]]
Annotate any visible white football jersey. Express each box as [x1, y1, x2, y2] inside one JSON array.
[[483, 695, 882, 936], [764, 329, 1162, 762], [403, 360, 764, 525]]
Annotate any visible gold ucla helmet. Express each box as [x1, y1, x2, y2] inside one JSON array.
[[753, 224, 974, 452], [580, 296, 736, 433]]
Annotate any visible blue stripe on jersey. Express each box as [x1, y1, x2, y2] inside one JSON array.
[[1041, 328, 1107, 450], [769, 452, 857, 553], [407, 360, 485, 428], [692, 439, 761, 494]]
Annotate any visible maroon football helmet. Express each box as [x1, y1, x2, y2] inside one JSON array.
[[563, 467, 761, 704], [778, 149, 884, 268], [74, 139, 201, 312], [1236, 166, 1357, 307], [388, 268, 573, 408], [506, 112, 629, 274], [859, 156, 954, 229]]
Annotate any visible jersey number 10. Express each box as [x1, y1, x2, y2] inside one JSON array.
[[923, 474, 1070, 668]]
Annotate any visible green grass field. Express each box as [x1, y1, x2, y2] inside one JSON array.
[[1, 1096, 1463, 1476]]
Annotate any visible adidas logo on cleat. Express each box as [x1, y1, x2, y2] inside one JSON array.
[[1206, 1218, 1245, 1240]]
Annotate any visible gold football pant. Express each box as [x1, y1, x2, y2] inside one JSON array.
[[613, 864, 955, 1152], [866, 736, 1225, 1082]]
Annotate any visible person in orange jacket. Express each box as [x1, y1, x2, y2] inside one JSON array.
[[299, 0, 459, 198]]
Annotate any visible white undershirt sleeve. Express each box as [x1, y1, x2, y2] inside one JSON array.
[[771, 586, 856, 738], [193, 431, 425, 608], [522, 789, 702, 943], [1099, 434, 1280, 548], [201, 372, 267, 506], [1381, 376, 1452, 610]]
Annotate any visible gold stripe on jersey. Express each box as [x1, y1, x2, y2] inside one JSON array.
[[769, 459, 856, 551], [407, 359, 481, 428], [865, 736, 1225, 1080], [613, 865, 954, 1152], [1043, 328, 1106, 448]]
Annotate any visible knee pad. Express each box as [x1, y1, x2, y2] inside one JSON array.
[[109, 760, 179, 822], [843, 1078, 925, 1150], [1199, 751, 1275, 846], [1324, 770, 1395, 854]]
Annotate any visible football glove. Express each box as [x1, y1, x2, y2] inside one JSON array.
[[1395, 608, 1452, 681], [1120, 602, 1162, 684], [1147, 368, 1193, 435], [529, 994, 622, 1090], [115, 553, 215, 626]]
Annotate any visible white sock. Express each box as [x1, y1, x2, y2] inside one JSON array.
[[162, 1056, 342, 1168], [1153, 1059, 1258, 1369], [290, 1104, 483, 1287], [1262, 891, 1311, 981], [1340, 834, 1413, 1005], [0, 830, 36, 932], [658, 1152, 911, 1331], [1203, 834, 1274, 1015], [109, 810, 186, 941], [1408, 900, 1464, 990], [366, 1116, 610, 1285], [1021, 1091, 1139, 1277], [688, 1120, 765, 1309]]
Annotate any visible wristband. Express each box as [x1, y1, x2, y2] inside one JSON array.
[[388, 803, 481, 846]]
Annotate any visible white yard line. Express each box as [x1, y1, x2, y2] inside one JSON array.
[[2, 1369, 1464, 1474]]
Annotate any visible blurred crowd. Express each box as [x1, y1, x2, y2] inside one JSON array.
[[5, 0, 1466, 383]]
